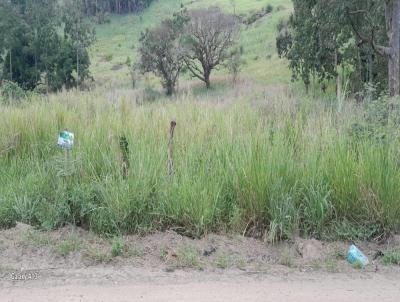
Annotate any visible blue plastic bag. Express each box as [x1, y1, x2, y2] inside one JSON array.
[[347, 245, 369, 267]]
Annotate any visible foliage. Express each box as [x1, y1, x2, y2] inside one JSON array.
[[80, 0, 155, 16], [138, 12, 188, 95], [244, 4, 274, 25], [1, 90, 400, 240], [0, 80, 26, 105], [276, 0, 391, 95], [225, 46, 245, 84], [0, 0, 94, 91], [62, 0, 96, 87], [382, 250, 400, 265], [111, 237, 126, 257]]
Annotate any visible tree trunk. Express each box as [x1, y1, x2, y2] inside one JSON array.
[[77, 47, 80, 88], [204, 70, 211, 88], [166, 82, 174, 95], [9, 48, 12, 81], [335, 49, 342, 101], [387, 0, 400, 96], [368, 50, 373, 84]]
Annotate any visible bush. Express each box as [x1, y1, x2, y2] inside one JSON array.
[[104, 54, 113, 62], [0, 80, 26, 105], [265, 4, 274, 14]]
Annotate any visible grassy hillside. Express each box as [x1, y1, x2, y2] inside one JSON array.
[[91, 0, 292, 87]]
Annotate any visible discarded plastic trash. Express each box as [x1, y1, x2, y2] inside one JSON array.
[[347, 244, 369, 267], [58, 130, 74, 149]]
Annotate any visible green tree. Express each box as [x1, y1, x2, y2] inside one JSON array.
[[25, 0, 58, 87], [62, 0, 96, 88], [0, 0, 95, 91], [278, 0, 400, 96], [138, 14, 188, 95], [0, 1, 30, 86]]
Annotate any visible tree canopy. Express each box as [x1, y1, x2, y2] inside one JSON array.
[[138, 15, 187, 95], [277, 0, 399, 97], [0, 0, 95, 91]]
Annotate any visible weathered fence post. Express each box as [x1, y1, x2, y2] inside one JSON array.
[[167, 120, 176, 176]]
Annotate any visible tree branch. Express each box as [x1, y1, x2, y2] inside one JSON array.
[[184, 58, 206, 82], [348, 10, 368, 15], [346, 8, 390, 56]]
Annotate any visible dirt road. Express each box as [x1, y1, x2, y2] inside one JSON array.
[[1, 225, 400, 301], [1, 270, 400, 302]]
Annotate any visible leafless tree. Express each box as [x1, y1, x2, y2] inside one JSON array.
[[183, 8, 239, 88]]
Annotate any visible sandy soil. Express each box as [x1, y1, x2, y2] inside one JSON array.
[[1, 223, 400, 301], [2, 270, 400, 302]]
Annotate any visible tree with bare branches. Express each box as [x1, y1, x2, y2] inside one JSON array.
[[183, 8, 239, 89]]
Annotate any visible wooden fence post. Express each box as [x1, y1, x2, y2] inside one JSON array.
[[168, 120, 176, 176]]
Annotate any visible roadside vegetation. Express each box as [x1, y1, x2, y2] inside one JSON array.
[[1, 85, 400, 241], [1, 0, 400, 245]]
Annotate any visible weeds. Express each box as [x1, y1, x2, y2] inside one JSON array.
[[279, 247, 294, 267], [1, 90, 400, 241], [111, 237, 126, 257], [85, 246, 112, 264], [176, 246, 201, 268], [382, 250, 400, 265], [324, 256, 338, 272], [57, 235, 81, 257], [214, 252, 232, 269], [20, 230, 55, 248]]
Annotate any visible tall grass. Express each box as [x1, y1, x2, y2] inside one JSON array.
[[1, 87, 400, 240]]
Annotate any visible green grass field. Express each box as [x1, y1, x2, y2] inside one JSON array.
[[1, 0, 400, 241]]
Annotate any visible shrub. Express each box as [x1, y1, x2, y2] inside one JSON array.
[[0, 80, 26, 105], [104, 54, 113, 62]]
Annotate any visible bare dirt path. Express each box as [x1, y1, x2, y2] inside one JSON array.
[[1, 224, 400, 301], [1, 270, 400, 302]]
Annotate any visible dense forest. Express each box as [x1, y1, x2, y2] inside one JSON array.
[[81, 0, 154, 15], [0, 0, 95, 91], [0, 0, 155, 91]]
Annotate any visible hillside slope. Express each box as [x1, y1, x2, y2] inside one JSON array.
[[91, 0, 292, 87]]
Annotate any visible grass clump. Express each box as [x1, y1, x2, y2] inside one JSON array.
[[176, 246, 202, 269], [85, 246, 112, 264], [382, 250, 400, 265], [111, 237, 126, 257], [57, 235, 81, 257], [214, 252, 230, 269], [20, 230, 55, 248], [279, 247, 294, 267], [324, 256, 338, 273]]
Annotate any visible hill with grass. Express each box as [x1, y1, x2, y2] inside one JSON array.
[[91, 0, 292, 88]]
